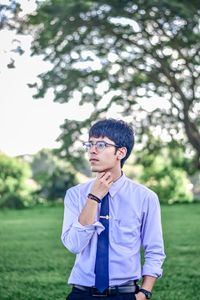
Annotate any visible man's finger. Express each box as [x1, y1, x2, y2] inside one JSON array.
[[102, 172, 111, 180], [107, 180, 113, 186], [97, 172, 106, 179]]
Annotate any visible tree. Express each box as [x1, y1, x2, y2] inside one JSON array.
[[21, 0, 200, 171], [0, 153, 34, 208], [0, 1, 21, 30], [135, 137, 193, 203], [31, 149, 77, 201], [0, 1, 25, 69]]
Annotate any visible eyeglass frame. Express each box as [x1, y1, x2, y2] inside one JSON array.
[[82, 140, 120, 152]]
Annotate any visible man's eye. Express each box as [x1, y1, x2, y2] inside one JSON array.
[[98, 142, 105, 148], [88, 143, 93, 148]]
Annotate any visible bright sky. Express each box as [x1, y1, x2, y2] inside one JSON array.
[[0, 34, 93, 156], [0, 1, 95, 156], [0, 29, 123, 157]]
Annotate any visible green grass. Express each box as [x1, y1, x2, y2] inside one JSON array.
[[0, 205, 74, 300], [0, 203, 200, 300]]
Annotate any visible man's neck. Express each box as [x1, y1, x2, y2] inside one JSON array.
[[112, 170, 123, 182]]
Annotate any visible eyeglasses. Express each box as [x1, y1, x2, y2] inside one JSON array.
[[82, 141, 119, 151]]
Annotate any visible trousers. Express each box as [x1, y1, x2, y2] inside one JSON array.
[[66, 287, 137, 300]]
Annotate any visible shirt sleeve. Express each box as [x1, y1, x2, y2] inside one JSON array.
[[141, 191, 166, 278], [61, 187, 104, 254]]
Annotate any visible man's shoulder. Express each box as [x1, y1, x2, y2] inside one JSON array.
[[125, 176, 158, 199]]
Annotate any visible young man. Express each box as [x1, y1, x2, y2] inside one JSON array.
[[61, 118, 165, 300]]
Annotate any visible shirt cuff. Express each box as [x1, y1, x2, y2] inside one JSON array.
[[72, 220, 105, 234], [142, 265, 163, 278]]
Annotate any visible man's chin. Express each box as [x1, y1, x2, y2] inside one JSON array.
[[91, 166, 104, 173], [91, 167, 100, 173], [91, 166, 109, 173]]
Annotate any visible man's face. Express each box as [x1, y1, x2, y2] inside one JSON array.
[[87, 136, 120, 173]]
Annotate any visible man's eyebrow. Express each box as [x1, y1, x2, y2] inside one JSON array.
[[88, 140, 105, 143], [89, 138, 105, 141]]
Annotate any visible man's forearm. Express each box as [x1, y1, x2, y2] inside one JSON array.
[[140, 275, 156, 291]]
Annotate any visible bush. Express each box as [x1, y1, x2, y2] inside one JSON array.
[[0, 153, 34, 208], [135, 145, 193, 204], [31, 149, 77, 201]]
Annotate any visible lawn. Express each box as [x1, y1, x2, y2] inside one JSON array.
[[0, 203, 200, 300]]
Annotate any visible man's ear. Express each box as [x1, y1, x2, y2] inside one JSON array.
[[117, 147, 127, 160]]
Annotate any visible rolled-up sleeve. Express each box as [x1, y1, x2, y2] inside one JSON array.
[[61, 187, 104, 254], [141, 192, 166, 278]]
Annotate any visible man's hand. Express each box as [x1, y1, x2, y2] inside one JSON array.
[[79, 172, 113, 225], [90, 172, 113, 199]]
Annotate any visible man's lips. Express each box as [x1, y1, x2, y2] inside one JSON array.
[[89, 158, 99, 162]]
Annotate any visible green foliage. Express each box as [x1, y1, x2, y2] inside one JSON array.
[[18, 0, 200, 171], [0, 153, 34, 208], [136, 141, 193, 204], [31, 149, 77, 201]]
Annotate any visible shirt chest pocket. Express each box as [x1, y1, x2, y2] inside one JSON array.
[[110, 218, 140, 246]]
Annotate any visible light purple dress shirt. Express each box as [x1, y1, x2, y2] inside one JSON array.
[[61, 173, 166, 287]]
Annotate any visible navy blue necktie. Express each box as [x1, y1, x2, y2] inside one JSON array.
[[95, 193, 109, 292]]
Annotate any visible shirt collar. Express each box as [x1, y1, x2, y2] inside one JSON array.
[[109, 172, 126, 198]]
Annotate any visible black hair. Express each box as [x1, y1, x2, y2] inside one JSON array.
[[89, 118, 135, 167]]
